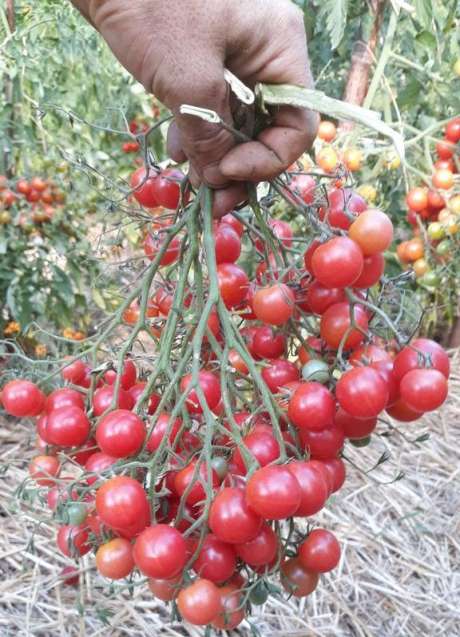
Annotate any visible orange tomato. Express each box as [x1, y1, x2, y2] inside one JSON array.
[[317, 147, 339, 173], [432, 169, 454, 190], [317, 121, 337, 142], [343, 148, 363, 172]]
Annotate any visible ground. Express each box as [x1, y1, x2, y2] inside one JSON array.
[[1, 357, 459, 637]]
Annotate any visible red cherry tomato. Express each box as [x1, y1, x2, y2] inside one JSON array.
[[96, 409, 145, 458], [2, 379, 45, 417], [399, 368, 448, 413], [252, 283, 295, 325], [393, 339, 450, 381], [322, 187, 367, 230], [301, 424, 345, 459], [217, 263, 249, 308], [96, 476, 151, 536], [130, 167, 158, 207], [85, 451, 118, 485], [96, 538, 134, 580], [180, 371, 221, 414], [150, 168, 184, 209], [252, 326, 286, 359], [306, 280, 346, 314], [235, 523, 278, 567], [148, 576, 181, 601], [353, 253, 385, 288], [56, 524, 91, 558], [314, 458, 346, 493], [335, 408, 377, 439], [289, 174, 316, 204], [192, 534, 237, 583], [246, 465, 301, 520], [298, 529, 341, 573], [214, 223, 242, 264], [46, 406, 90, 447], [303, 239, 321, 274], [312, 237, 364, 288], [320, 302, 368, 350], [386, 398, 421, 422], [92, 385, 134, 416], [144, 232, 181, 266], [209, 488, 262, 544], [129, 382, 161, 414], [45, 388, 85, 414], [371, 359, 400, 407], [261, 358, 300, 394], [336, 366, 388, 419], [174, 461, 220, 506], [104, 360, 137, 390], [29, 455, 60, 486], [146, 412, 182, 452], [177, 578, 223, 626], [287, 460, 329, 516], [212, 584, 245, 630], [445, 117, 460, 143], [133, 524, 187, 578], [221, 213, 244, 236], [288, 382, 335, 432], [232, 427, 280, 474], [61, 359, 86, 385]]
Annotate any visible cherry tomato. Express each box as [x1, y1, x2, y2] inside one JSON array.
[[386, 398, 421, 422], [92, 385, 134, 416], [322, 187, 367, 230], [56, 524, 91, 558], [144, 232, 181, 266], [436, 139, 454, 160], [150, 168, 184, 209], [318, 120, 336, 142], [246, 465, 301, 520], [128, 382, 161, 414], [353, 253, 384, 288], [192, 534, 237, 583], [252, 326, 286, 359], [281, 558, 319, 597], [303, 239, 321, 273], [320, 302, 368, 350], [174, 461, 220, 506], [287, 460, 329, 516], [217, 263, 249, 308], [298, 529, 341, 573], [148, 576, 181, 601], [371, 359, 399, 406], [288, 382, 335, 432], [252, 283, 295, 325], [146, 412, 182, 452], [61, 359, 86, 385], [445, 117, 460, 143], [301, 424, 345, 459], [85, 451, 118, 485], [406, 187, 428, 212], [232, 427, 280, 474], [228, 349, 249, 375], [29, 455, 60, 486], [236, 523, 278, 567], [290, 174, 316, 204], [400, 368, 448, 412], [314, 458, 346, 493], [104, 360, 137, 390], [46, 406, 90, 447], [312, 237, 364, 288], [214, 223, 242, 264], [96, 538, 134, 580], [177, 578, 223, 626], [96, 409, 145, 458], [2, 380, 45, 417], [60, 565, 79, 586], [336, 366, 388, 419], [306, 281, 345, 315], [130, 167, 158, 207], [133, 524, 187, 578], [45, 388, 85, 414], [349, 209, 393, 256], [180, 371, 221, 414], [393, 339, 450, 381], [96, 476, 150, 536], [335, 408, 376, 439], [209, 488, 262, 544], [221, 213, 244, 236], [261, 359, 299, 394], [211, 584, 245, 630], [433, 168, 454, 190]]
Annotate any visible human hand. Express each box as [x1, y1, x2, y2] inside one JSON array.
[[73, 0, 319, 215]]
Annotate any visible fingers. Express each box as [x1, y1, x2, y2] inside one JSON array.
[[166, 121, 187, 164], [212, 183, 248, 218], [220, 107, 319, 182]]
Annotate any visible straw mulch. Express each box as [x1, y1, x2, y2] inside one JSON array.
[[1, 358, 459, 637]]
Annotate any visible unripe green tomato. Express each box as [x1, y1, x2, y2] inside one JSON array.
[[249, 582, 269, 605], [427, 222, 444, 241], [436, 239, 451, 256], [211, 456, 228, 481], [301, 359, 330, 384], [420, 271, 439, 287], [350, 436, 371, 448], [65, 502, 88, 526], [0, 211, 11, 224]]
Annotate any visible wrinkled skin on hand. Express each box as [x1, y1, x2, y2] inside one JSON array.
[[73, 0, 319, 215]]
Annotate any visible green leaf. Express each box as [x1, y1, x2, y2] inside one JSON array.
[[415, 30, 436, 49], [318, 0, 349, 49], [256, 83, 405, 159], [398, 77, 423, 109], [414, 0, 433, 30]]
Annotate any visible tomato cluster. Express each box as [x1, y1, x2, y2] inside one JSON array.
[[1, 145, 451, 629], [0, 174, 66, 226], [397, 116, 459, 287]]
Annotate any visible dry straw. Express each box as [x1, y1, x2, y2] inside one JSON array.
[[1, 356, 459, 637]]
